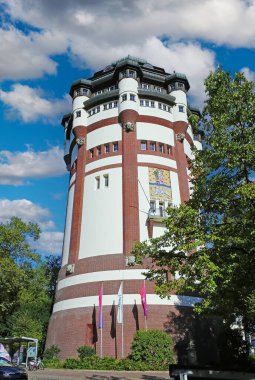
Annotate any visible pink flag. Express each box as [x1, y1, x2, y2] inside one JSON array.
[[98, 284, 103, 329], [140, 281, 148, 319]]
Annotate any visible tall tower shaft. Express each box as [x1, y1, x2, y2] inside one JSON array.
[[46, 56, 202, 359]]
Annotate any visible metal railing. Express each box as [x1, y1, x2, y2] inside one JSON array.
[[148, 208, 167, 218]]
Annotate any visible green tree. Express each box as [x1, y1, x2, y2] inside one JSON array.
[[0, 218, 60, 351], [134, 69, 255, 335], [0, 217, 40, 334], [9, 266, 52, 343]]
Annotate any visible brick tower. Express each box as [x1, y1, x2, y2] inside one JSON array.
[[46, 56, 202, 359]]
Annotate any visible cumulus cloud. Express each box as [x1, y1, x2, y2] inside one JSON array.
[[0, 26, 67, 81], [0, 198, 64, 254], [34, 231, 63, 254], [0, 146, 66, 185], [4, 0, 255, 47], [241, 67, 255, 81], [0, 84, 70, 123], [0, 198, 55, 229], [1, 0, 255, 103]]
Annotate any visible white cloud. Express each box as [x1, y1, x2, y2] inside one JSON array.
[[241, 67, 255, 81], [35, 231, 63, 254], [0, 84, 70, 123], [0, 198, 64, 254], [0, 26, 67, 81], [0, 146, 66, 185], [1, 0, 255, 103], [0, 198, 55, 229]]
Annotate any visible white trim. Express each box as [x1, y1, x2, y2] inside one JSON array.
[[85, 155, 122, 172], [137, 154, 177, 169], [53, 294, 201, 313], [57, 269, 148, 290]]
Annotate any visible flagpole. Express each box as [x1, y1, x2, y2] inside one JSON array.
[[144, 280, 147, 331], [101, 282, 103, 358], [100, 328, 102, 358], [99, 282, 103, 358], [121, 282, 124, 358]]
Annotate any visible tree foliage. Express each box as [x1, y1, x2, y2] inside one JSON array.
[[134, 69, 255, 333], [0, 217, 61, 350]]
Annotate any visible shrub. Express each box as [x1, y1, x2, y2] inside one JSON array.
[[43, 345, 60, 360], [130, 329, 176, 368], [63, 356, 159, 370], [43, 358, 63, 368], [77, 345, 96, 359]]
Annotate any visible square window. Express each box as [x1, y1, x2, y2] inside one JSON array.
[[140, 100, 144, 106], [109, 103, 113, 109], [150, 201, 156, 213], [90, 149, 94, 158], [130, 94, 136, 101], [159, 144, 164, 153], [97, 146, 101, 155], [145, 100, 149, 107], [76, 110, 81, 118], [96, 106, 100, 113], [163, 104, 166, 111], [151, 101, 155, 108], [114, 101, 118, 108], [96, 176, 100, 189], [92, 109, 96, 115], [129, 70, 135, 77], [104, 174, 109, 187], [105, 144, 110, 153], [179, 105, 184, 112], [113, 142, 118, 152], [158, 103, 162, 109], [103, 104, 107, 110], [88, 110, 92, 116], [122, 94, 127, 102], [150, 141, 156, 151], [167, 145, 171, 155], [76, 88, 81, 96], [167, 106, 171, 113], [141, 141, 147, 150], [82, 88, 88, 95]]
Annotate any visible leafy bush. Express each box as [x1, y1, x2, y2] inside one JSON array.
[[63, 356, 161, 370], [130, 329, 176, 368], [218, 328, 249, 366], [43, 358, 63, 368], [43, 345, 60, 360], [77, 345, 96, 359]]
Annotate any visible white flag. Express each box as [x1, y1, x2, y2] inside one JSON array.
[[117, 281, 123, 324]]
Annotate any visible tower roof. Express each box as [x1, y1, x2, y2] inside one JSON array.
[[69, 56, 190, 96]]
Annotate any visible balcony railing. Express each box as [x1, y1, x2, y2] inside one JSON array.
[[148, 208, 167, 219], [138, 86, 167, 95]]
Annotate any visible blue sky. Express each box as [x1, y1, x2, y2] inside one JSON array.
[[0, 0, 255, 257]]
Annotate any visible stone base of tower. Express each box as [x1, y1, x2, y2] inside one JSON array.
[[46, 304, 220, 364]]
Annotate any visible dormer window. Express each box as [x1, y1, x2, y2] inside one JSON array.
[[128, 70, 136, 78]]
